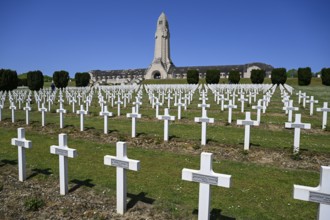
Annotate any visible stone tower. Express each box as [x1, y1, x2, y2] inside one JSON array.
[[145, 12, 174, 79]]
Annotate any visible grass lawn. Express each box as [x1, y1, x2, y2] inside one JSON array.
[[0, 78, 329, 219]]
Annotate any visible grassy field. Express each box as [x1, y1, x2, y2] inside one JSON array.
[[1, 78, 329, 219]]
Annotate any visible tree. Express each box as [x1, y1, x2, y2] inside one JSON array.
[[205, 69, 220, 84], [271, 68, 287, 85], [187, 69, 199, 84], [0, 69, 18, 91], [297, 67, 312, 86], [321, 68, 330, 86], [287, 69, 298, 78], [75, 72, 91, 87], [27, 70, 44, 91], [250, 69, 265, 84], [228, 70, 240, 84], [53, 70, 70, 89]]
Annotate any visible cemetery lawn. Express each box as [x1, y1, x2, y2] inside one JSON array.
[[1, 78, 329, 219]]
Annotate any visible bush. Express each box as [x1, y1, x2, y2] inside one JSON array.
[[228, 70, 240, 84], [18, 78, 28, 86], [297, 67, 312, 86], [250, 69, 265, 84], [271, 68, 287, 85], [187, 69, 199, 84], [0, 69, 18, 91], [75, 72, 91, 87], [205, 69, 220, 84], [53, 70, 69, 89], [27, 70, 44, 91], [321, 68, 330, 86]]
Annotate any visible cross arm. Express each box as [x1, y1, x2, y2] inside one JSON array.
[[182, 168, 231, 188], [50, 146, 77, 158], [11, 138, 32, 149], [104, 155, 140, 171], [294, 184, 320, 202]]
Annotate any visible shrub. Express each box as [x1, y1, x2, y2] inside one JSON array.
[[27, 70, 44, 91], [18, 78, 28, 86], [250, 69, 265, 84], [205, 69, 220, 84], [271, 68, 287, 85], [53, 70, 69, 89], [228, 70, 240, 84], [187, 69, 199, 84], [0, 69, 18, 91], [75, 72, 91, 87], [321, 68, 330, 86], [297, 67, 312, 86]]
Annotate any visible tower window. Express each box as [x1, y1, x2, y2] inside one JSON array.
[[159, 21, 163, 25]]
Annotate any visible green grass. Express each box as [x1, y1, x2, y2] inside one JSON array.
[[1, 79, 329, 219]]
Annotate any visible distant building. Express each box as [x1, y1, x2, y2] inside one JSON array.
[[90, 13, 273, 85]]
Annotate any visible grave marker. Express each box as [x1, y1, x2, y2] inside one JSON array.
[[104, 142, 140, 214], [182, 152, 231, 220], [23, 102, 31, 125], [317, 102, 330, 129], [237, 112, 259, 150], [11, 128, 32, 181], [100, 106, 113, 134], [194, 109, 214, 146], [157, 108, 175, 141], [38, 103, 47, 127], [50, 134, 77, 195], [224, 100, 237, 124], [294, 166, 330, 220], [76, 105, 88, 131], [126, 106, 141, 137]]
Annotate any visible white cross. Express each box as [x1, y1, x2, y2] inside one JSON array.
[[133, 96, 142, 114], [252, 99, 265, 123], [56, 103, 67, 129], [157, 108, 175, 141], [23, 102, 32, 125], [11, 128, 32, 181], [224, 100, 237, 124], [182, 152, 231, 220], [9, 102, 16, 123], [104, 142, 140, 214], [283, 100, 299, 122], [76, 105, 88, 131], [261, 95, 268, 113], [238, 94, 248, 113], [50, 134, 77, 195], [126, 106, 141, 137], [218, 94, 227, 111], [38, 103, 48, 127], [174, 99, 186, 120], [296, 90, 303, 104], [154, 97, 163, 118], [164, 93, 173, 108], [301, 93, 309, 108], [294, 166, 330, 220], [194, 109, 214, 146], [198, 99, 210, 113], [285, 114, 311, 154], [317, 102, 330, 129], [306, 96, 319, 116], [237, 112, 259, 150], [0, 104, 3, 121], [100, 106, 113, 134], [115, 97, 123, 116]]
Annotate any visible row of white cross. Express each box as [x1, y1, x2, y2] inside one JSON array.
[[10, 128, 330, 220]]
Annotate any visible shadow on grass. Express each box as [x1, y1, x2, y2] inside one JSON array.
[[69, 179, 95, 193], [108, 129, 118, 134], [250, 143, 260, 147], [206, 138, 218, 144], [127, 192, 155, 210], [136, 132, 147, 137], [64, 124, 75, 129], [0, 159, 17, 167], [27, 168, 52, 180], [193, 208, 236, 220], [85, 126, 95, 131], [169, 135, 179, 141]]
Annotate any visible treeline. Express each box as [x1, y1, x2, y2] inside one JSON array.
[[0, 69, 91, 91], [186, 67, 330, 86]]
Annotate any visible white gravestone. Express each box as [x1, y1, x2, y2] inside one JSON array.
[[50, 134, 77, 195], [285, 114, 311, 154], [38, 103, 48, 127], [11, 128, 32, 181], [126, 106, 141, 138], [100, 106, 113, 134], [76, 105, 88, 131], [238, 94, 248, 113], [301, 93, 309, 108], [157, 108, 175, 141], [115, 98, 123, 116], [283, 100, 299, 123], [294, 166, 330, 220], [317, 102, 330, 129], [237, 112, 259, 150], [56, 103, 67, 129], [182, 152, 231, 220], [154, 98, 163, 118], [224, 100, 237, 124], [306, 96, 319, 116], [194, 109, 214, 146], [174, 99, 186, 120], [252, 99, 264, 123], [9, 102, 16, 123], [104, 142, 140, 214], [23, 102, 31, 125]]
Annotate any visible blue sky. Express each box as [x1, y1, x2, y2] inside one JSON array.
[[1, 0, 329, 77]]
